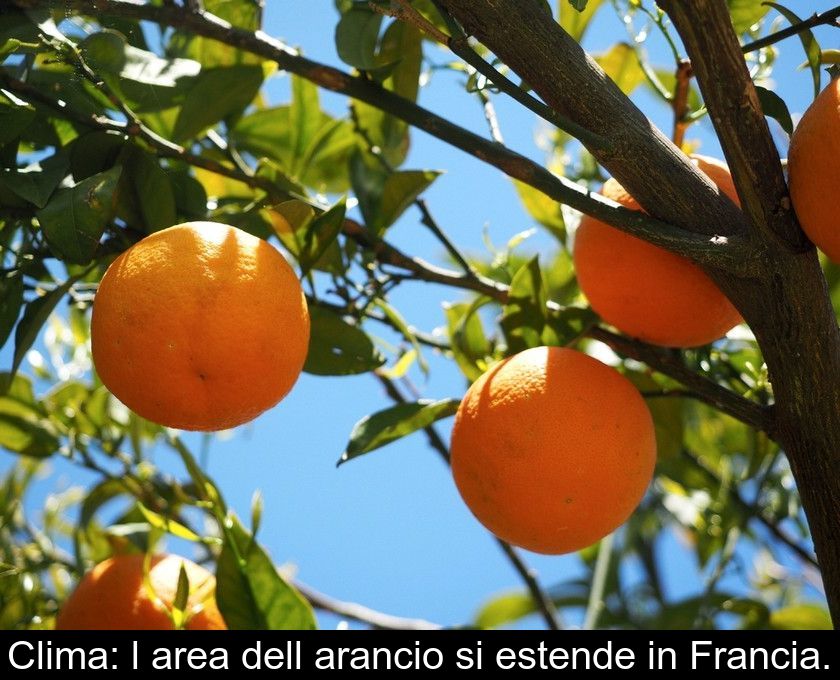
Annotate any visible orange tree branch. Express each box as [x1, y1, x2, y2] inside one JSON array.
[[659, 0, 840, 626], [659, 0, 807, 252], [433, 0, 751, 245], [742, 5, 840, 54]]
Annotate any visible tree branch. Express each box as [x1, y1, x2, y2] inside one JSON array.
[[587, 327, 773, 436], [742, 5, 840, 54], [294, 581, 443, 630], [659, 0, 808, 252], [434, 0, 751, 247], [11, 0, 748, 270]]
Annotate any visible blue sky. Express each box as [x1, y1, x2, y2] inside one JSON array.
[[2, 1, 837, 629]]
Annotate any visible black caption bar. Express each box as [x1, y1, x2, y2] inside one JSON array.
[[2, 631, 836, 673]]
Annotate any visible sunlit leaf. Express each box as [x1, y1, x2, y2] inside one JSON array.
[[304, 307, 385, 376], [339, 398, 459, 465], [37, 166, 121, 263], [216, 514, 316, 630], [559, 0, 604, 41], [765, 3, 821, 99]]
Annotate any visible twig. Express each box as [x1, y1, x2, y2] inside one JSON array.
[[582, 533, 614, 630], [477, 88, 504, 144], [295, 581, 442, 630], [373, 373, 561, 630], [10, 0, 746, 269], [671, 59, 693, 148], [742, 5, 840, 54]]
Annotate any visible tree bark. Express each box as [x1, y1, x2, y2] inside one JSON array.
[[434, 0, 748, 242], [438, 0, 840, 624], [661, 0, 840, 626]]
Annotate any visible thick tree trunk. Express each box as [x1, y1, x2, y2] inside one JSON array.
[[438, 0, 840, 624]]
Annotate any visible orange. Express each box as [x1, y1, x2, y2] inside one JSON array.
[[450, 346, 656, 554], [788, 75, 840, 263], [91, 221, 310, 431], [55, 554, 226, 630], [573, 155, 743, 347]]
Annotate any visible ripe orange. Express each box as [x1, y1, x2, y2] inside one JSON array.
[[450, 346, 656, 554], [55, 554, 226, 630], [788, 76, 840, 263], [91, 221, 310, 431], [573, 155, 743, 347]]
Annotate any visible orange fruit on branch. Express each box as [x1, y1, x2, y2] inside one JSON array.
[[450, 346, 656, 554], [788, 75, 840, 263], [55, 553, 226, 630], [91, 221, 309, 431], [573, 155, 742, 348]]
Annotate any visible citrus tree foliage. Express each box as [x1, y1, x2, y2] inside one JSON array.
[[1, 0, 839, 630]]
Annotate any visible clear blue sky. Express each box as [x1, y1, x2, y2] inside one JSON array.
[[2, 1, 837, 629]]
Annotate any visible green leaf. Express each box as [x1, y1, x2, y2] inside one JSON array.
[[0, 272, 24, 350], [349, 150, 388, 227], [769, 604, 832, 630], [373, 298, 429, 375], [173, 65, 264, 142], [595, 43, 645, 95], [0, 373, 58, 458], [168, 0, 263, 68], [755, 85, 793, 135], [0, 413, 59, 458], [299, 199, 346, 276], [5, 273, 84, 391], [111, 45, 201, 112], [80, 478, 128, 528], [727, 0, 770, 34], [172, 563, 191, 626], [559, 0, 604, 41], [347, 18, 422, 169], [373, 170, 440, 234], [765, 3, 821, 99], [335, 5, 383, 71], [69, 130, 125, 182], [444, 298, 493, 382], [137, 503, 202, 543], [121, 148, 176, 233], [37, 166, 121, 264], [626, 371, 684, 460], [0, 153, 69, 209], [513, 179, 566, 242], [289, 75, 322, 172], [475, 590, 536, 629], [500, 256, 547, 354], [339, 398, 459, 465], [652, 68, 703, 111], [0, 91, 35, 146], [233, 102, 354, 194], [543, 305, 597, 346], [378, 19, 423, 102], [304, 307, 385, 376], [216, 515, 316, 630], [167, 168, 208, 220], [80, 29, 128, 73]]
